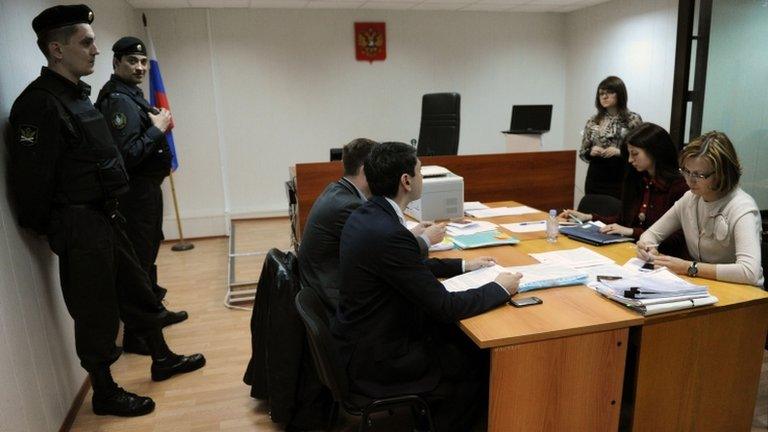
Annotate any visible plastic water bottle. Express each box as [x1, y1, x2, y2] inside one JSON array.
[[546, 209, 559, 243]]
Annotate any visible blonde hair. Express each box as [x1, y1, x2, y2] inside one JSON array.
[[680, 131, 742, 194]]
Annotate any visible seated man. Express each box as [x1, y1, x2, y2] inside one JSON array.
[[299, 138, 443, 314], [333, 141, 521, 432]]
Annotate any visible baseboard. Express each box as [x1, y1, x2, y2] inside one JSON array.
[[59, 377, 91, 432]]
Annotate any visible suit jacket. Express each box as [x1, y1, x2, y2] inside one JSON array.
[[298, 178, 364, 312], [333, 196, 509, 398], [298, 179, 429, 313]]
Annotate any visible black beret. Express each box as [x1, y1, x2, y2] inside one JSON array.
[[112, 37, 147, 56], [32, 4, 94, 36]]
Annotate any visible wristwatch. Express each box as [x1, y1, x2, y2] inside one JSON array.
[[687, 261, 698, 277]]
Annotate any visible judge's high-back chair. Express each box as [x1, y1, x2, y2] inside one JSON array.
[[417, 92, 460, 156]]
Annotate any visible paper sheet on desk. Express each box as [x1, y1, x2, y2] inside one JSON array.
[[529, 247, 614, 268], [463, 201, 489, 211], [442, 265, 506, 292], [501, 221, 546, 233], [441, 263, 587, 293], [466, 206, 539, 218], [446, 220, 498, 236]]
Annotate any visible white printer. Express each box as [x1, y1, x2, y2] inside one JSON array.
[[405, 166, 464, 221]]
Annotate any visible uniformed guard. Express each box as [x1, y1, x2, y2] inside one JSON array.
[[8, 5, 205, 417], [96, 37, 187, 355]]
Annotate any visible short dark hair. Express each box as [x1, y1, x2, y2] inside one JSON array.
[[342, 138, 378, 176], [680, 131, 742, 194], [594, 75, 629, 123], [620, 123, 681, 221], [36, 24, 79, 57], [364, 141, 417, 198]]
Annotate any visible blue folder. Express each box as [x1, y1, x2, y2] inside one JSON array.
[[451, 230, 519, 249]]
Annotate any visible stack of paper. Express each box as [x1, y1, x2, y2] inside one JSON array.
[[445, 220, 498, 237], [593, 262, 717, 316], [465, 206, 539, 218], [463, 201, 489, 211], [441, 263, 587, 293]]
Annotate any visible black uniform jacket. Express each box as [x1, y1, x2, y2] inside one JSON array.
[[96, 75, 170, 180], [332, 196, 509, 398]]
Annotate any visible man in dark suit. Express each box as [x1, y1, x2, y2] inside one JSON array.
[[334, 141, 521, 432], [299, 138, 444, 314]]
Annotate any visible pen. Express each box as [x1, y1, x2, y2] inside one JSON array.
[[568, 213, 583, 224], [518, 221, 545, 226], [597, 275, 622, 282]]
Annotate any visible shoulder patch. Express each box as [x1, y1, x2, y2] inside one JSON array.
[[111, 112, 127, 130], [18, 124, 38, 147]]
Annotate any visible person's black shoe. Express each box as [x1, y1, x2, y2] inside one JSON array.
[[151, 353, 206, 381], [123, 332, 150, 356], [160, 309, 188, 328], [92, 387, 155, 417]]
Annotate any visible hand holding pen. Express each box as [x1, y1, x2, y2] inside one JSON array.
[[557, 209, 591, 224], [635, 240, 659, 262]]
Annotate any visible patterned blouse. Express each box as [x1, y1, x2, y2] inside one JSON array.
[[579, 111, 642, 162]]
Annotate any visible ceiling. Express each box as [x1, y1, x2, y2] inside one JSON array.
[[126, 0, 612, 13]]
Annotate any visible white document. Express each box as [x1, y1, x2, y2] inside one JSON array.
[[442, 265, 506, 293], [582, 263, 636, 286], [429, 239, 454, 252], [405, 220, 419, 230], [446, 220, 498, 236], [529, 247, 614, 268], [463, 201, 489, 211], [501, 220, 547, 233], [465, 206, 539, 218]]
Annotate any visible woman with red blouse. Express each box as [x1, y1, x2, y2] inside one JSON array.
[[562, 123, 688, 257]]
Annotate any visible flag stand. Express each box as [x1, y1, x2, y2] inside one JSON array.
[[168, 173, 194, 252]]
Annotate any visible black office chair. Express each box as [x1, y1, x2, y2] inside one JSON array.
[[295, 288, 435, 432], [577, 193, 622, 218], [417, 92, 460, 156]]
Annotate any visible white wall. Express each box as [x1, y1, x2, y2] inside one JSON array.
[[140, 8, 568, 237], [564, 0, 678, 206], [0, 1, 139, 430], [701, 0, 768, 209]]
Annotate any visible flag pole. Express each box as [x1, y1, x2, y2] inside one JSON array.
[[143, 13, 193, 252], [168, 172, 194, 251]]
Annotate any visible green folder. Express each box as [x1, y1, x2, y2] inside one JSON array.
[[450, 230, 519, 249]]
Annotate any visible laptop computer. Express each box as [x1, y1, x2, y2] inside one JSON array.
[[502, 105, 553, 134]]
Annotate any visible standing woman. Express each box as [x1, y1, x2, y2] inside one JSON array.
[[580, 76, 643, 199], [637, 131, 763, 287], [562, 123, 689, 256]]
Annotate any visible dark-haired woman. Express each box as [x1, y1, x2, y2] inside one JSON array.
[[562, 123, 688, 256], [580, 76, 643, 199]]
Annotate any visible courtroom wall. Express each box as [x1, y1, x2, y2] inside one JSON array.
[[0, 1, 141, 429], [138, 8, 568, 236], [564, 0, 678, 206]]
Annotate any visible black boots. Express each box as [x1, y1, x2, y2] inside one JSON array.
[[151, 353, 207, 381], [90, 368, 155, 417], [145, 328, 206, 381]]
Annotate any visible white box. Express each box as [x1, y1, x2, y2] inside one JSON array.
[[405, 172, 464, 221]]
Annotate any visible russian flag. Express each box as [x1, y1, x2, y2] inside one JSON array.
[[143, 14, 178, 171]]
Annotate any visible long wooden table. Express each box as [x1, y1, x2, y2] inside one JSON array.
[[432, 203, 768, 432]]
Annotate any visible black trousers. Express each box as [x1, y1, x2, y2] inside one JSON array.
[[48, 206, 164, 372], [120, 176, 165, 300]]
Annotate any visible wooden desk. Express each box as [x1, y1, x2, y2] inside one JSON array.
[[292, 151, 575, 238], [432, 204, 768, 432]]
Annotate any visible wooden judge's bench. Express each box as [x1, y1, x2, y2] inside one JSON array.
[[290, 150, 576, 239]]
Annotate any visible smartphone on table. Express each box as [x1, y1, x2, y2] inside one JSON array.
[[508, 296, 543, 308]]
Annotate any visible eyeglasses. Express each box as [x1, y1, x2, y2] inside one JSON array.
[[679, 168, 715, 181]]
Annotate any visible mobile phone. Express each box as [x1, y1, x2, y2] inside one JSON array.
[[508, 296, 543, 308]]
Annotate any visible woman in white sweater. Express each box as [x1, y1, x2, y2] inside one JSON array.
[[637, 131, 763, 286]]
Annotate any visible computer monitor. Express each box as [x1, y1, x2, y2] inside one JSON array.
[[504, 105, 553, 134]]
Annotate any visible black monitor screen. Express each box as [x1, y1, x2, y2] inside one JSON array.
[[510, 105, 553, 133]]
